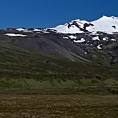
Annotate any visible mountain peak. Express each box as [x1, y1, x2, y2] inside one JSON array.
[[99, 15, 118, 20], [50, 16, 118, 34]]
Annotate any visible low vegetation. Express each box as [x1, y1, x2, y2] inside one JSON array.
[[0, 94, 118, 118]]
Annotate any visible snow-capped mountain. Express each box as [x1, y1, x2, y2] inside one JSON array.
[[51, 16, 118, 34], [1, 15, 118, 64], [5, 16, 118, 35]]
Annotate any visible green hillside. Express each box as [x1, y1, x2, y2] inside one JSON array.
[[0, 40, 118, 94]]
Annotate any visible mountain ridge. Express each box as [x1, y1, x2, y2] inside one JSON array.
[[2, 15, 118, 34], [0, 15, 118, 65], [50, 15, 118, 34]]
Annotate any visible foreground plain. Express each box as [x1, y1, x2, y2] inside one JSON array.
[[0, 94, 118, 118]]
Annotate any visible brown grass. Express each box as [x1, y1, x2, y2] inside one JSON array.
[[0, 94, 118, 118]]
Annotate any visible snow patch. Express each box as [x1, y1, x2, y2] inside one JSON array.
[[16, 28, 26, 31], [4, 33, 27, 37], [33, 29, 42, 32], [69, 35, 77, 39], [16, 28, 32, 32], [63, 37, 69, 39], [103, 37, 108, 41], [92, 36, 100, 41], [97, 44, 102, 50], [111, 39, 116, 41], [42, 31, 49, 33], [74, 38, 85, 43]]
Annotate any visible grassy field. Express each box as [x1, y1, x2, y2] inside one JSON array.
[[0, 94, 118, 118]]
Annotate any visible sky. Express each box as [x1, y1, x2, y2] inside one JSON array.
[[0, 0, 118, 29]]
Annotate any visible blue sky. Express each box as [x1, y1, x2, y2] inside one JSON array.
[[0, 0, 118, 28]]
